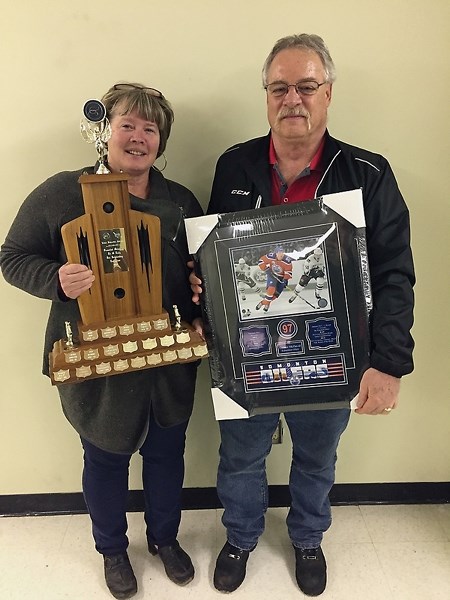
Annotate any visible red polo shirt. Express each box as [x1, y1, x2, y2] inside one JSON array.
[[270, 135, 325, 204]]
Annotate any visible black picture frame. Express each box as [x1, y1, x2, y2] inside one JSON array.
[[186, 190, 372, 417]]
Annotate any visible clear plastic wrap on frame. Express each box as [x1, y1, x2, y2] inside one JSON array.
[[186, 189, 372, 419]]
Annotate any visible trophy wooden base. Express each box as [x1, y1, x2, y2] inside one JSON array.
[[49, 310, 208, 385]]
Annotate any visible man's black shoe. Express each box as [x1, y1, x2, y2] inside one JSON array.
[[294, 545, 327, 596], [214, 541, 250, 593], [103, 553, 137, 599], [148, 540, 194, 585]]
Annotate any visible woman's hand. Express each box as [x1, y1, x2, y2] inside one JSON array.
[[59, 263, 95, 299]]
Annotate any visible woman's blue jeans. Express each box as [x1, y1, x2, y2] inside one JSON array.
[[81, 416, 188, 556], [217, 408, 350, 550]]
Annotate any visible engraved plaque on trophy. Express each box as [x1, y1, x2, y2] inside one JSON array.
[[49, 100, 207, 385]]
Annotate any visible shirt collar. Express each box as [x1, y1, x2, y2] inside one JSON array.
[[269, 134, 325, 171]]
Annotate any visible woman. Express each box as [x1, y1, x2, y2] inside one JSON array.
[[0, 83, 203, 599]]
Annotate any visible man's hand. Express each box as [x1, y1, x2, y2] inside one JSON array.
[[59, 263, 95, 299], [192, 317, 204, 338], [355, 367, 400, 415], [187, 260, 202, 305]]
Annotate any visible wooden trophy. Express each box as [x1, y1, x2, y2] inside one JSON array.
[[49, 100, 207, 384]]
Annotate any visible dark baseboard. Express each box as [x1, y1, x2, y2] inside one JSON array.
[[1, 482, 448, 517]]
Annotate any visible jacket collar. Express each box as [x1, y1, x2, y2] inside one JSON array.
[[241, 131, 341, 206]]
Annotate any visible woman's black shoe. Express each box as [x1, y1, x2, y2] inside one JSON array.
[[103, 552, 137, 599], [148, 540, 194, 585]]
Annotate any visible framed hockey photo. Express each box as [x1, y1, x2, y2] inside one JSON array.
[[186, 189, 372, 419]]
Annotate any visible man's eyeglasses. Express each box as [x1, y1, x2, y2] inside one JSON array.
[[264, 81, 328, 97], [113, 84, 163, 98]]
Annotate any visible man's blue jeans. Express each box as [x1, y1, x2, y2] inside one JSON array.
[[217, 408, 350, 551]]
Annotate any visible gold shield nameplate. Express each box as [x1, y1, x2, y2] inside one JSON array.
[[54, 369, 71, 382], [76, 365, 92, 378], [95, 362, 112, 375], [122, 341, 138, 353], [65, 351, 81, 363], [178, 347, 193, 360], [131, 356, 146, 368], [119, 324, 134, 336], [176, 331, 191, 344], [103, 344, 120, 357], [162, 349, 177, 362], [160, 335, 175, 347], [113, 359, 129, 372], [142, 338, 157, 350], [147, 354, 162, 365], [101, 326, 117, 339], [153, 318, 168, 331], [82, 329, 99, 342]]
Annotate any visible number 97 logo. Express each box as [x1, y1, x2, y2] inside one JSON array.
[[277, 319, 298, 339]]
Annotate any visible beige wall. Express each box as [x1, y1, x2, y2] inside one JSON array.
[[1, 0, 449, 495]]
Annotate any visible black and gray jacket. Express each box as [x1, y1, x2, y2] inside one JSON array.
[[208, 131, 415, 379]]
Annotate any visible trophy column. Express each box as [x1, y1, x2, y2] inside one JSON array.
[[62, 173, 163, 323]]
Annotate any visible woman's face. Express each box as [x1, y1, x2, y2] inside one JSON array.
[[107, 108, 160, 177]]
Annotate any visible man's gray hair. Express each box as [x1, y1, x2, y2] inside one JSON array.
[[262, 34, 336, 86]]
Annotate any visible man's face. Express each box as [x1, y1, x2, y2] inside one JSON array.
[[266, 48, 332, 144]]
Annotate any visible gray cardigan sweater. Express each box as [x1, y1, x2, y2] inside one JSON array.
[[0, 166, 203, 453]]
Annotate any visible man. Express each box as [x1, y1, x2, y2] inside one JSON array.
[[235, 257, 261, 300], [256, 246, 293, 311], [288, 246, 327, 306], [192, 34, 414, 596]]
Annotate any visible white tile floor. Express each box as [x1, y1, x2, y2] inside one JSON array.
[[1, 505, 449, 599]]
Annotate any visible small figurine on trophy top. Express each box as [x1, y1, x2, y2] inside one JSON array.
[[80, 99, 112, 174], [173, 305, 183, 332], [64, 321, 75, 349]]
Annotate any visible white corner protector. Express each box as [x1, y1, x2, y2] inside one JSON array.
[[211, 388, 250, 420], [321, 189, 365, 228], [185, 214, 219, 255], [350, 394, 359, 410]]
